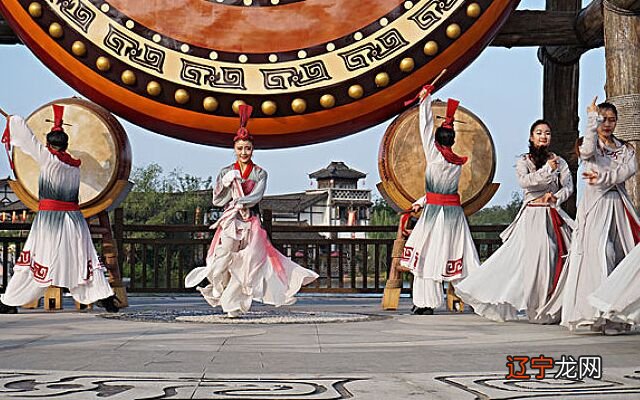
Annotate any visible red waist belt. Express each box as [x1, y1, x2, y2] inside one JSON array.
[[39, 199, 80, 211], [425, 192, 461, 206]]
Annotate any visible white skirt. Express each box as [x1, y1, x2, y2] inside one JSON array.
[[186, 217, 318, 313], [2, 210, 113, 305], [589, 243, 640, 326], [556, 191, 637, 329], [401, 204, 480, 282], [456, 206, 572, 323]]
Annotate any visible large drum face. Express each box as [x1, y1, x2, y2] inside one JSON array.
[[13, 99, 130, 208], [0, 0, 518, 148], [379, 101, 496, 210]]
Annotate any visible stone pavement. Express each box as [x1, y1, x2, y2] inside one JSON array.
[[0, 295, 638, 399]]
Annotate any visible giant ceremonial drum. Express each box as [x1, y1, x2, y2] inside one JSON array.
[[0, 0, 518, 148], [378, 100, 498, 215], [10, 98, 132, 218]]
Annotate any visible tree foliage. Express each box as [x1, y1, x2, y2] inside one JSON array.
[[121, 163, 213, 225]]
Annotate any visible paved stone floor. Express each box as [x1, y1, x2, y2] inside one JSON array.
[[0, 295, 638, 399]]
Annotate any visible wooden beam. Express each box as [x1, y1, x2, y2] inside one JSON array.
[[492, 10, 583, 47]]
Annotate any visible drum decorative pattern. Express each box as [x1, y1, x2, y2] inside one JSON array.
[[0, 0, 517, 147]]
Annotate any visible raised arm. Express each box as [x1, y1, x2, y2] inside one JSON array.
[[578, 112, 599, 160], [515, 156, 555, 191], [553, 157, 574, 206], [419, 93, 441, 163], [236, 169, 267, 209], [8, 115, 48, 162]]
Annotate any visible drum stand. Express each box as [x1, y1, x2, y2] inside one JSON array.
[[93, 211, 129, 308], [381, 215, 411, 310]]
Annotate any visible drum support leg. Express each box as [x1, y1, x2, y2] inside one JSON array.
[[446, 284, 464, 313], [382, 220, 410, 310], [95, 211, 129, 308], [44, 286, 63, 311]]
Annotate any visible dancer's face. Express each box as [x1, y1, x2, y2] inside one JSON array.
[[234, 140, 253, 164], [530, 123, 552, 148], [597, 109, 617, 138]]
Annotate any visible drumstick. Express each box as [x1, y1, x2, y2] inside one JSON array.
[[430, 69, 447, 87], [0, 107, 8, 118]]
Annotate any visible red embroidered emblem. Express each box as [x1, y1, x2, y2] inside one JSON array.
[[401, 246, 413, 260], [30, 262, 51, 283], [443, 257, 463, 277], [16, 250, 31, 266]]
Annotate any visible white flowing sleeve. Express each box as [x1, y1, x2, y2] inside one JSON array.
[[9, 115, 48, 163], [418, 94, 440, 163], [596, 145, 637, 187], [212, 167, 234, 207], [237, 169, 267, 209], [578, 112, 599, 160], [515, 157, 554, 190], [553, 157, 574, 206]]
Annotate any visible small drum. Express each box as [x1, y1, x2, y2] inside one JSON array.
[[378, 100, 499, 215], [10, 98, 132, 217]]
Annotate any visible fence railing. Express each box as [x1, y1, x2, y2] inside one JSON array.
[[0, 215, 506, 294]]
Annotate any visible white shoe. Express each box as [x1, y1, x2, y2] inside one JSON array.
[[227, 310, 242, 318]]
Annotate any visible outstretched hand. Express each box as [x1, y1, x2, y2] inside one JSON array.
[[587, 96, 598, 114]]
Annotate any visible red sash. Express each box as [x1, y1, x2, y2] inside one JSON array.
[[39, 199, 80, 211], [425, 192, 461, 206]]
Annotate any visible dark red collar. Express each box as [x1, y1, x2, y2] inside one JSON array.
[[233, 161, 254, 180], [435, 143, 467, 165], [47, 146, 81, 167]]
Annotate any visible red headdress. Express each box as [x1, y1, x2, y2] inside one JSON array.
[[51, 104, 65, 132], [440, 98, 459, 130], [435, 98, 467, 165], [233, 104, 254, 142]]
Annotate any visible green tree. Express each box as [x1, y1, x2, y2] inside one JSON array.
[[121, 163, 213, 225], [368, 196, 399, 239], [468, 191, 523, 225]]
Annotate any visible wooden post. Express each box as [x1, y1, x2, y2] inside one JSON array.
[[540, 0, 583, 218], [603, 0, 640, 208]]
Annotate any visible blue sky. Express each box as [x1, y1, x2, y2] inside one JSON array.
[[0, 1, 603, 206]]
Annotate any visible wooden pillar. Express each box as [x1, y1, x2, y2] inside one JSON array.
[[603, 0, 640, 208], [540, 0, 582, 217]]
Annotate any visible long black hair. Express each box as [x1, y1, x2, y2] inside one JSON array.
[[528, 119, 552, 170]]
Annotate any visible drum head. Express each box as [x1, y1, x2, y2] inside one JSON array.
[[12, 98, 131, 210], [378, 100, 496, 210]]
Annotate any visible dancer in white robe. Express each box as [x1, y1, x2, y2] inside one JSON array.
[[185, 105, 318, 317], [0, 105, 116, 314], [588, 242, 640, 334], [399, 85, 480, 314], [542, 98, 640, 331], [456, 120, 574, 323]]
